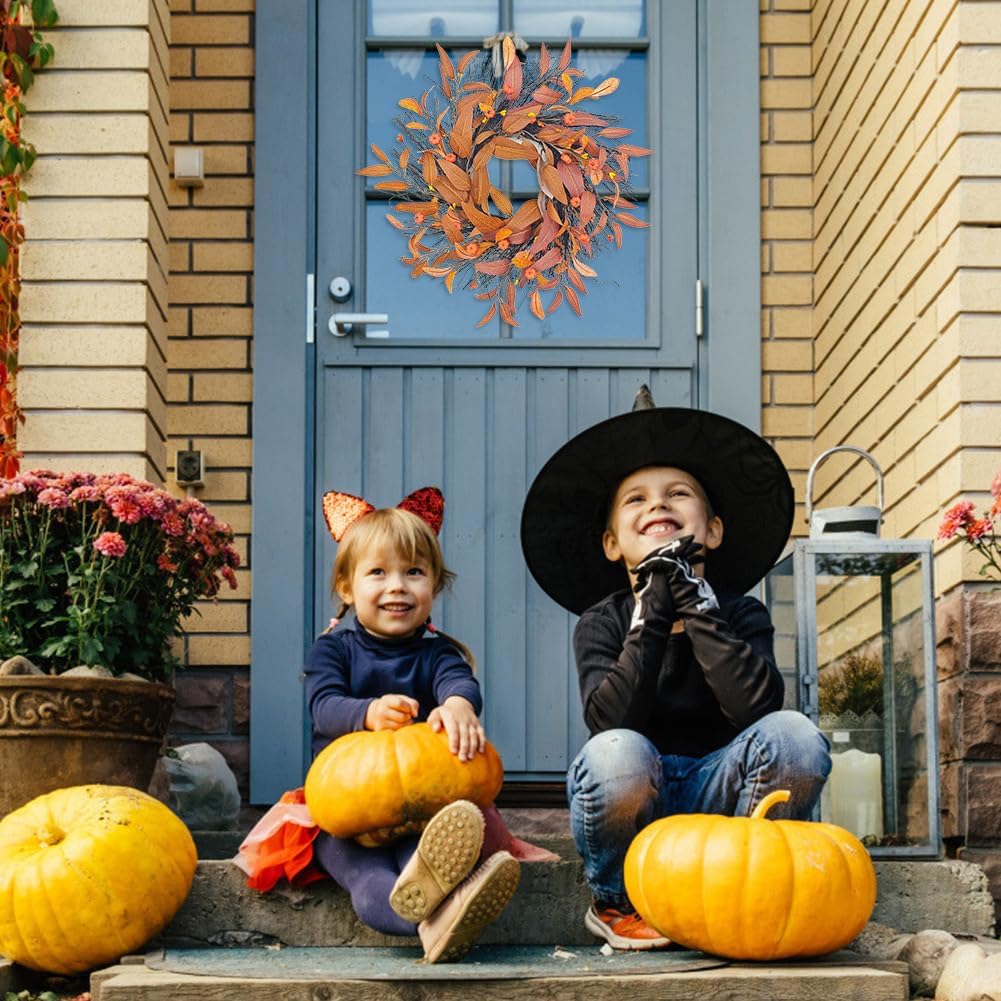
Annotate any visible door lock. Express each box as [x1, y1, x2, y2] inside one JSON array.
[[329, 276, 352, 302]]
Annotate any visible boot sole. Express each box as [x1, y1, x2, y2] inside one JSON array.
[[389, 800, 484, 922], [421, 852, 521, 964]]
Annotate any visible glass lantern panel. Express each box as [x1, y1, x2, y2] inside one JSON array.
[[762, 553, 798, 710], [812, 551, 928, 850]]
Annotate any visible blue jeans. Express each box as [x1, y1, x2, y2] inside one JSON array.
[[566, 710, 831, 907]]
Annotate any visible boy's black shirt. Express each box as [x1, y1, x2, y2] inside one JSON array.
[[573, 586, 785, 758]]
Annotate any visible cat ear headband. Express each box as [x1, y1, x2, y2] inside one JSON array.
[[322, 486, 445, 542]]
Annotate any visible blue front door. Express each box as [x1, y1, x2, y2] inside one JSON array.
[[313, 1, 699, 780]]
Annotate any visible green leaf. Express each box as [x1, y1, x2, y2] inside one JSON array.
[[32, 0, 60, 28], [0, 241, 8, 268]]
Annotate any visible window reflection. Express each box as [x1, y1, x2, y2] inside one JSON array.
[[369, 1, 498, 38], [513, 0, 645, 39]]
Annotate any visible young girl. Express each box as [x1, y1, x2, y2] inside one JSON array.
[[301, 487, 519, 963]]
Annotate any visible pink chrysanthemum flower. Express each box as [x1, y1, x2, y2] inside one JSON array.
[[94, 531, 127, 558], [967, 518, 994, 542], [937, 501, 976, 540], [69, 486, 102, 503], [105, 486, 144, 525], [36, 488, 70, 509]]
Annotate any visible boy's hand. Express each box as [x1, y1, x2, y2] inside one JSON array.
[[428, 696, 485, 763], [633, 537, 719, 615], [365, 693, 419, 731]]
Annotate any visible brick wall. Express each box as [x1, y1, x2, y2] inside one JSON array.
[[167, 0, 254, 795], [18, 0, 171, 481], [760, 0, 815, 536]]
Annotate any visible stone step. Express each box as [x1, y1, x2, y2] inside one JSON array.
[[165, 835, 995, 949], [91, 948, 911, 1001]]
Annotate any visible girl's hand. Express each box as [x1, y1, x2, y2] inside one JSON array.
[[365, 693, 418, 731], [428, 696, 485, 762]]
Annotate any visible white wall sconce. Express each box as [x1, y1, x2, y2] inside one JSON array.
[[173, 146, 205, 188]]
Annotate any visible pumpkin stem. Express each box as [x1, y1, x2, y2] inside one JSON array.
[[750, 789, 791, 820]]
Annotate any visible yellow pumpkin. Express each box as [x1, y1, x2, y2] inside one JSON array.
[[304, 722, 504, 842], [0, 784, 197, 974], [624, 789, 877, 960]]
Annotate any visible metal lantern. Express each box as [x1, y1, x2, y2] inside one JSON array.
[[764, 446, 941, 858]]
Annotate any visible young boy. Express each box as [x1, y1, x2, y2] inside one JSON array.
[[520, 397, 831, 950]]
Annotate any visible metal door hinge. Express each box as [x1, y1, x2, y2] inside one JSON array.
[[695, 278, 704, 337]]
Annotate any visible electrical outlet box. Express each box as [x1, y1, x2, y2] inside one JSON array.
[[176, 450, 204, 486]]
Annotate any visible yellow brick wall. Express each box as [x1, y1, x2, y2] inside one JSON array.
[[760, 0, 815, 536], [762, 0, 1001, 592], [168, 0, 254, 788], [17, 0, 170, 481]]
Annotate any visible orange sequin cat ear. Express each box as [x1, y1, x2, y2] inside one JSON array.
[[322, 491, 375, 542], [398, 486, 444, 536], [322, 486, 445, 541]]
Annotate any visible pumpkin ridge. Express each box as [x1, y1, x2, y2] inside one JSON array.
[[808, 823, 871, 952], [768, 818, 797, 959], [29, 835, 81, 971]]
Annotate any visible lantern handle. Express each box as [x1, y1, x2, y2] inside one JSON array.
[[805, 446, 884, 523]]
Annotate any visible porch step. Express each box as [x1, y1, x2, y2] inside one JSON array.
[[164, 835, 996, 949], [90, 948, 910, 1001]]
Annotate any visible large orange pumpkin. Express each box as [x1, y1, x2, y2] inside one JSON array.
[[0, 784, 197, 974], [624, 789, 877, 960], [304, 722, 504, 842]]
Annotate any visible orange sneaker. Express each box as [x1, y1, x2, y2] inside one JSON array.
[[584, 904, 671, 950]]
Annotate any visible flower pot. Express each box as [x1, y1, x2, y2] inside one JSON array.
[[0, 675, 174, 818]]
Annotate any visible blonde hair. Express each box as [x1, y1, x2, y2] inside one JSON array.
[[330, 507, 475, 669]]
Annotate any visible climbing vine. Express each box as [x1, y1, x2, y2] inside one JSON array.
[[0, 0, 57, 477]]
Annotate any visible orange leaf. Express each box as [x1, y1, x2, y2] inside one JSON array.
[[611, 220, 623, 249], [503, 107, 541, 133], [568, 86, 594, 105], [374, 180, 410, 191], [565, 112, 608, 127], [616, 212, 649, 229], [439, 157, 472, 193], [499, 301, 519, 327], [399, 149, 410, 171], [474, 259, 512, 276], [445, 270, 457, 293], [399, 97, 424, 115], [573, 256, 598, 279], [529, 216, 560, 256], [473, 166, 491, 209], [531, 84, 564, 105], [356, 164, 394, 177], [567, 268, 588, 293], [539, 43, 551, 75], [422, 151, 439, 186], [491, 138, 538, 161], [502, 35, 517, 71], [371, 143, 390, 165], [450, 103, 474, 159], [503, 48, 523, 101], [476, 302, 498, 328], [508, 200, 543, 232], [533, 246, 563, 272], [436, 43, 456, 81], [457, 49, 478, 76], [599, 127, 633, 138], [385, 213, 405, 230], [617, 144, 653, 157], [557, 39, 573, 73], [538, 163, 567, 204], [406, 122, 429, 131], [462, 81, 494, 93], [474, 288, 498, 301], [590, 77, 620, 100], [529, 290, 545, 320], [557, 160, 585, 198], [547, 289, 564, 315], [506, 279, 516, 313], [489, 186, 513, 215], [564, 284, 582, 316]]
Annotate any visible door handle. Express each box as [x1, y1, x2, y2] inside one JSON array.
[[329, 312, 389, 336]]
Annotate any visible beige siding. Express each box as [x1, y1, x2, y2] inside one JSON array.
[[17, 0, 170, 481]]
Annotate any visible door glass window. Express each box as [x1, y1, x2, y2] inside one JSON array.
[[364, 1, 649, 340]]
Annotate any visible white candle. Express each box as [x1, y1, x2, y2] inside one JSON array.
[[821, 748, 884, 840]]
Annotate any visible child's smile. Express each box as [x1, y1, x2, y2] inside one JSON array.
[[602, 465, 723, 576], [339, 544, 435, 639]]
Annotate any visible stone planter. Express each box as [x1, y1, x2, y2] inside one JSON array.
[[0, 675, 174, 818]]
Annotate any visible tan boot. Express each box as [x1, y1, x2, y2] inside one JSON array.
[[418, 850, 520, 963], [389, 800, 485, 922]]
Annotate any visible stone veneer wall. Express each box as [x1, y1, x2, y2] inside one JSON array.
[[166, 0, 254, 796]]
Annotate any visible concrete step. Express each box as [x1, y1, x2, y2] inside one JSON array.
[[91, 948, 911, 1001], [165, 835, 995, 949]]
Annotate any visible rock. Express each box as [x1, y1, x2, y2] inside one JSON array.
[[936, 942, 1001, 1001], [848, 921, 914, 959], [118, 672, 153, 683], [0, 655, 44, 676], [61, 664, 114, 678], [147, 756, 171, 805], [901, 929, 959, 996]]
